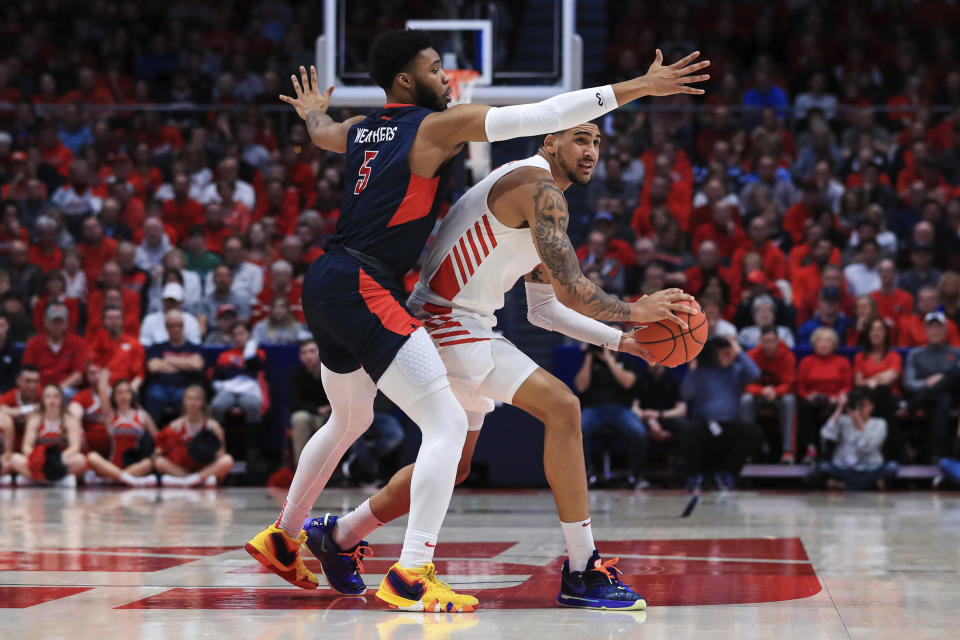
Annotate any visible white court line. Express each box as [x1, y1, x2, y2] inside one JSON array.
[[613, 553, 810, 565]]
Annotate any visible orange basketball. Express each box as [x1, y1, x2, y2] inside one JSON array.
[[631, 298, 709, 367]]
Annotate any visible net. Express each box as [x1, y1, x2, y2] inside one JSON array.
[[447, 69, 481, 105]]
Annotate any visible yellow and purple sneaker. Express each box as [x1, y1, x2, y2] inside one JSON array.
[[556, 551, 646, 610], [244, 523, 318, 590], [375, 562, 479, 612]]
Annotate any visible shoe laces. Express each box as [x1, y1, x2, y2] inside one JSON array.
[[340, 544, 373, 573], [422, 563, 456, 594], [591, 557, 625, 584]]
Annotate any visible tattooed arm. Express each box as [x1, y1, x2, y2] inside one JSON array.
[[521, 177, 693, 327], [279, 65, 364, 153]]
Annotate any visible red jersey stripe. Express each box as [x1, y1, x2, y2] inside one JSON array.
[[425, 320, 462, 331], [437, 337, 491, 347], [474, 221, 489, 255], [427, 257, 461, 301], [386, 174, 441, 227], [482, 214, 498, 249], [466, 228, 483, 265], [458, 238, 474, 275], [357, 268, 422, 336], [422, 302, 453, 315], [452, 245, 468, 284], [431, 330, 470, 339]]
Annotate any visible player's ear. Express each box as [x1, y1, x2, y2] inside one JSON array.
[[395, 72, 413, 90], [542, 132, 559, 153]]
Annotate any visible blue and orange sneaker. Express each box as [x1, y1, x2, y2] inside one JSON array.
[[303, 514, 372, 595], [556, 551, 646, 610], [376, 562, 479, 612], [244, 523, 318, 590]]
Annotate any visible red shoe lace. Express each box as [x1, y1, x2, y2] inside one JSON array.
[[592, 557, 623, 581], [340, 545, 373, 573]]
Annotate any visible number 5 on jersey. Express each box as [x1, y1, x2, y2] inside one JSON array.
[[355, 150, 379, 194]]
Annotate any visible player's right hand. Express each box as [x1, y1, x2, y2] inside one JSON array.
[[629, 288, 694, 329], [638, 49, 710, 97], [280, 65, 333, 121]]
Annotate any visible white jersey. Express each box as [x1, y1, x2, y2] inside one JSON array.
[[408, 154, 547, 332]]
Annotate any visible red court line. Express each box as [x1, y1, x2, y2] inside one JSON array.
[[49, 546, 239, 557], [0, 551, 198, 572], [0, 586, 93, 608], [599, 537, 810, 561]]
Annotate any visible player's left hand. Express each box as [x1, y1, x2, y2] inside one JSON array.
[[280, 65, 334, 121], [619, 331, 655, 365]]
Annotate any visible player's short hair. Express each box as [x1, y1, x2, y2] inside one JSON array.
[[537, 119, 603, 149], [369, 29, 433, 90]]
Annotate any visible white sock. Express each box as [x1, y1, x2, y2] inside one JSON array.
[[161, 474, 191, 487], [561, 518, 596, 570], [333, 499, 385, 549], [119, 471, 137, 486], [398, 528, 437, 568], [185, 473, 200, 486]]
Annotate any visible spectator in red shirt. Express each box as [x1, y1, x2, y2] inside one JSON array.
[[203, 202, 232, 255], [871, 259, 914, 326], [253, 178, 299, 236], [116, 240, 149, 308], [684, 239, 739, 298], [796, 326, 852, 462], [27, 215, 63, 273], [22, 302, 88, 397], [32, 270, 82, 334], [162, 173, 205, 239], [793, 242, 850, 322], [86, 305, 146, 391], [87, 261, 141, 337], [692, 201, 747, 260], [741, 327, 798, 462], [252, 260, 304, 325], [731, 216, 788, 282], [853, 317, 905, 461], [898, 287, 960, 347], [37, 121, 74, 178], [631, 175, 684, 237], [63, 67, 116, 105], [783, 182, 825, 244], [575, 211, 636, 267], [77, 216, 117, 283]]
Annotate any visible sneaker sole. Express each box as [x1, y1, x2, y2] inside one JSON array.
[[375, 588, 477, 613], [244, 542, 318, 590], [556, 595, 647, 611]]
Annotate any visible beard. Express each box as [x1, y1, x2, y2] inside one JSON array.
[[414, 81, 447, 112]]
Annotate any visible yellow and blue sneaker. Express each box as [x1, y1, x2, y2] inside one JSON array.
[[375, 562, 479, 612], [303, 514, 372, 595], [556, 551, 646, 610], [244, 523, 318, 590]]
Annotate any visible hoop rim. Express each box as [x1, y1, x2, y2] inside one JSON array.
[[447, 69, 481, 104]]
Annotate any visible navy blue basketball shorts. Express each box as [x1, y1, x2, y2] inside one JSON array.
[[301, 252, 423, 382]]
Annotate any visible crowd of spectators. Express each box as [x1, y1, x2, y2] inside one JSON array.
[[1, 1, 960, 488]]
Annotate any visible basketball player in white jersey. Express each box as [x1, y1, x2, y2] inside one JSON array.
[[304, 121, 694, 610]]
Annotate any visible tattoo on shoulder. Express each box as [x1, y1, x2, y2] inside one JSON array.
[[531, 179, 629, 321]]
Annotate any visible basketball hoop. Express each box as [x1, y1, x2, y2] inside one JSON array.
[[447, 69, 480, 106]]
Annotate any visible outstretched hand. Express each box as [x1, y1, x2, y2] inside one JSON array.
[[280, 65, 334, 121], [640, 49, 710, 97]]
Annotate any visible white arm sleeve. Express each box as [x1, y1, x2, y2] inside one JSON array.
[[484, 85, 618, 142], [525, 281, 622, 350]]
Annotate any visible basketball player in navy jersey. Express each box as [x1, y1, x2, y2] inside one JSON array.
[[246, 29, 709, 612]]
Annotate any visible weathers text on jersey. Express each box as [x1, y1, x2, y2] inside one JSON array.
[[354, 126, 398, 144]]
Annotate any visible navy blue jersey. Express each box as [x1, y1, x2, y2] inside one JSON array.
[[328, 103, 454, 279]]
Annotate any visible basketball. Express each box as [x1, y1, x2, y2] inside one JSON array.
[[631, 299, 709, 367]]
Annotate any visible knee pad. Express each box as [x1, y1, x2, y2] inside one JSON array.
[[378, 328, 449, 405]]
